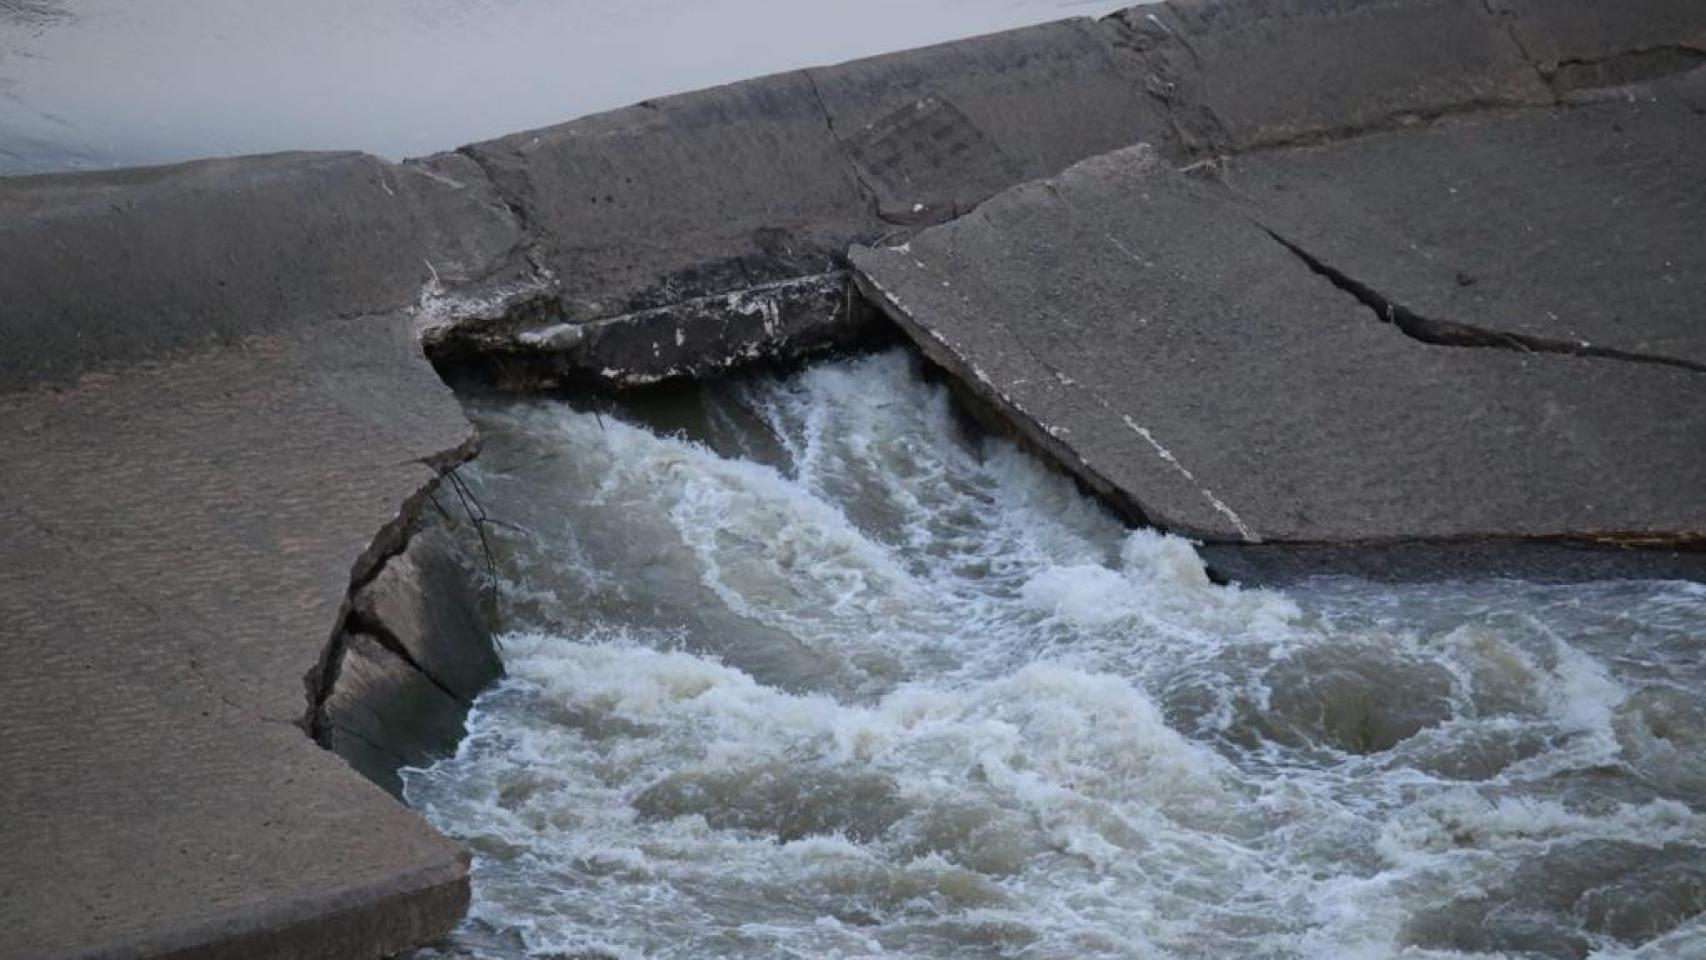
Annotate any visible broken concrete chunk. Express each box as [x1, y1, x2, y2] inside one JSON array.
[[851, 143, 1706, 545], [326, 632, 472, 796], [1105, 0, 1547, 151], [353, 524, 502, 705]]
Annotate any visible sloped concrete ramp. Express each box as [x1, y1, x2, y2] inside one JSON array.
[[851, 119, 1706, 545], [0, 153, 521, 959]]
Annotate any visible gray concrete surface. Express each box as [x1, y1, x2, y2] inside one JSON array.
[[1104, 0, 1548, 152], [0, 152, 520, 958], [434, 17, 1179, 386], [851, 138, 1706, 545], [330, 523, 504, 797], [437, 0, 1706, 389], [1489, 0, 1706, 89], [1224, 72, 1706, 369]]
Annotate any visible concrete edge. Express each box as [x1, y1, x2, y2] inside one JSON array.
[[69, 859, 469, 960], [850, 262, 1159, 531]]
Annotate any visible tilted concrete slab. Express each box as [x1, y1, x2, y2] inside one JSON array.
[[0, 153, 522, 958], [851, 142, 1706, 544], [1224, 76, 1706, 369]]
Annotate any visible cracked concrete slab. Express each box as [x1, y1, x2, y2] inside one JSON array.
[[851, 144, 1706, 546], [0, 152, 520, 959], [808, 18, 1175, 226], [1488, 0, 1706, 85], [440, 16, 1178, 385], [351, 525, 502, 707], [1225, 75, 1706, 369], [459, 71, 875, 325], [432, 1, 1706, 391], [1102, 0, 1549, 153]]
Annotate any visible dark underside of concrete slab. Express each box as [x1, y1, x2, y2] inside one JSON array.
[[2, 1, 1704, 958]]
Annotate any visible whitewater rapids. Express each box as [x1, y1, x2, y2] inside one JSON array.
[[406, 350, 1706, 960]]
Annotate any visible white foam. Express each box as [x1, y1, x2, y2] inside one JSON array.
[[409, 349, 1706, 960]]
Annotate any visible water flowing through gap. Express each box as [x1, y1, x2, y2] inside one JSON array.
[[405, 349, 1706, 960]]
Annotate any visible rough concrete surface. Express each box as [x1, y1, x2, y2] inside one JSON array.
[[1104, 0, 1549, 152], [433, 0, 1706, 388], [851, 141, 1706, 544], [807, 18, 1175, 224], [0, 152, 519, 958], [1489, 0, 1706, 86], [351, 526, 501, 707], [0, 151, 522, 391], [438, 17, 1179, 385], [327, 523, 504, 796], [1226, 80, 1706, 369]]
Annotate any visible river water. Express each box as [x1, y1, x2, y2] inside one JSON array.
[[405, 350, 1706, 960], [0, 0, 1122, 174]]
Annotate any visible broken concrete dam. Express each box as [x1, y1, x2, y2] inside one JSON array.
[[1, 0, 1703, 958]]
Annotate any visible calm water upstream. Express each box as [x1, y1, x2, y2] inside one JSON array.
[[406, 350, 1706, 960], [0, 0, 1123, 173]]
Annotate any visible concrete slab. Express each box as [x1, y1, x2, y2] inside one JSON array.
[[851, 144, 1706, 545], [0, 324, 474, 958], [1103, 0, 1548, 152], [1489, 0, 1706, 90], [1225, 82, 1706, 369], [444, 17, 1177, 385], [808, 19, 1175, 225], [460, 72, 874, 324], [430, 1, 1706, 390], [0, 153, 519, 958], [0, 152, 521, 391]]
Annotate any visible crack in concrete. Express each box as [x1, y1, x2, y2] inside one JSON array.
[[346, 608, 469, 707], [1261, 226, 1706, 375], [1545, 46, 1706, 94], [454, 145, 540, 240], [800, 68, 910, 229], [1479, 0, 1546, 86], [303, 464, 477, 746]]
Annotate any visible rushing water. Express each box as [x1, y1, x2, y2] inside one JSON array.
[[0, 0, 1124, 174], [406, 350, 1706, 960]]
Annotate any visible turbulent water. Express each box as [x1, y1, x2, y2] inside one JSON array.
[[406, 350, 1706, 960]]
